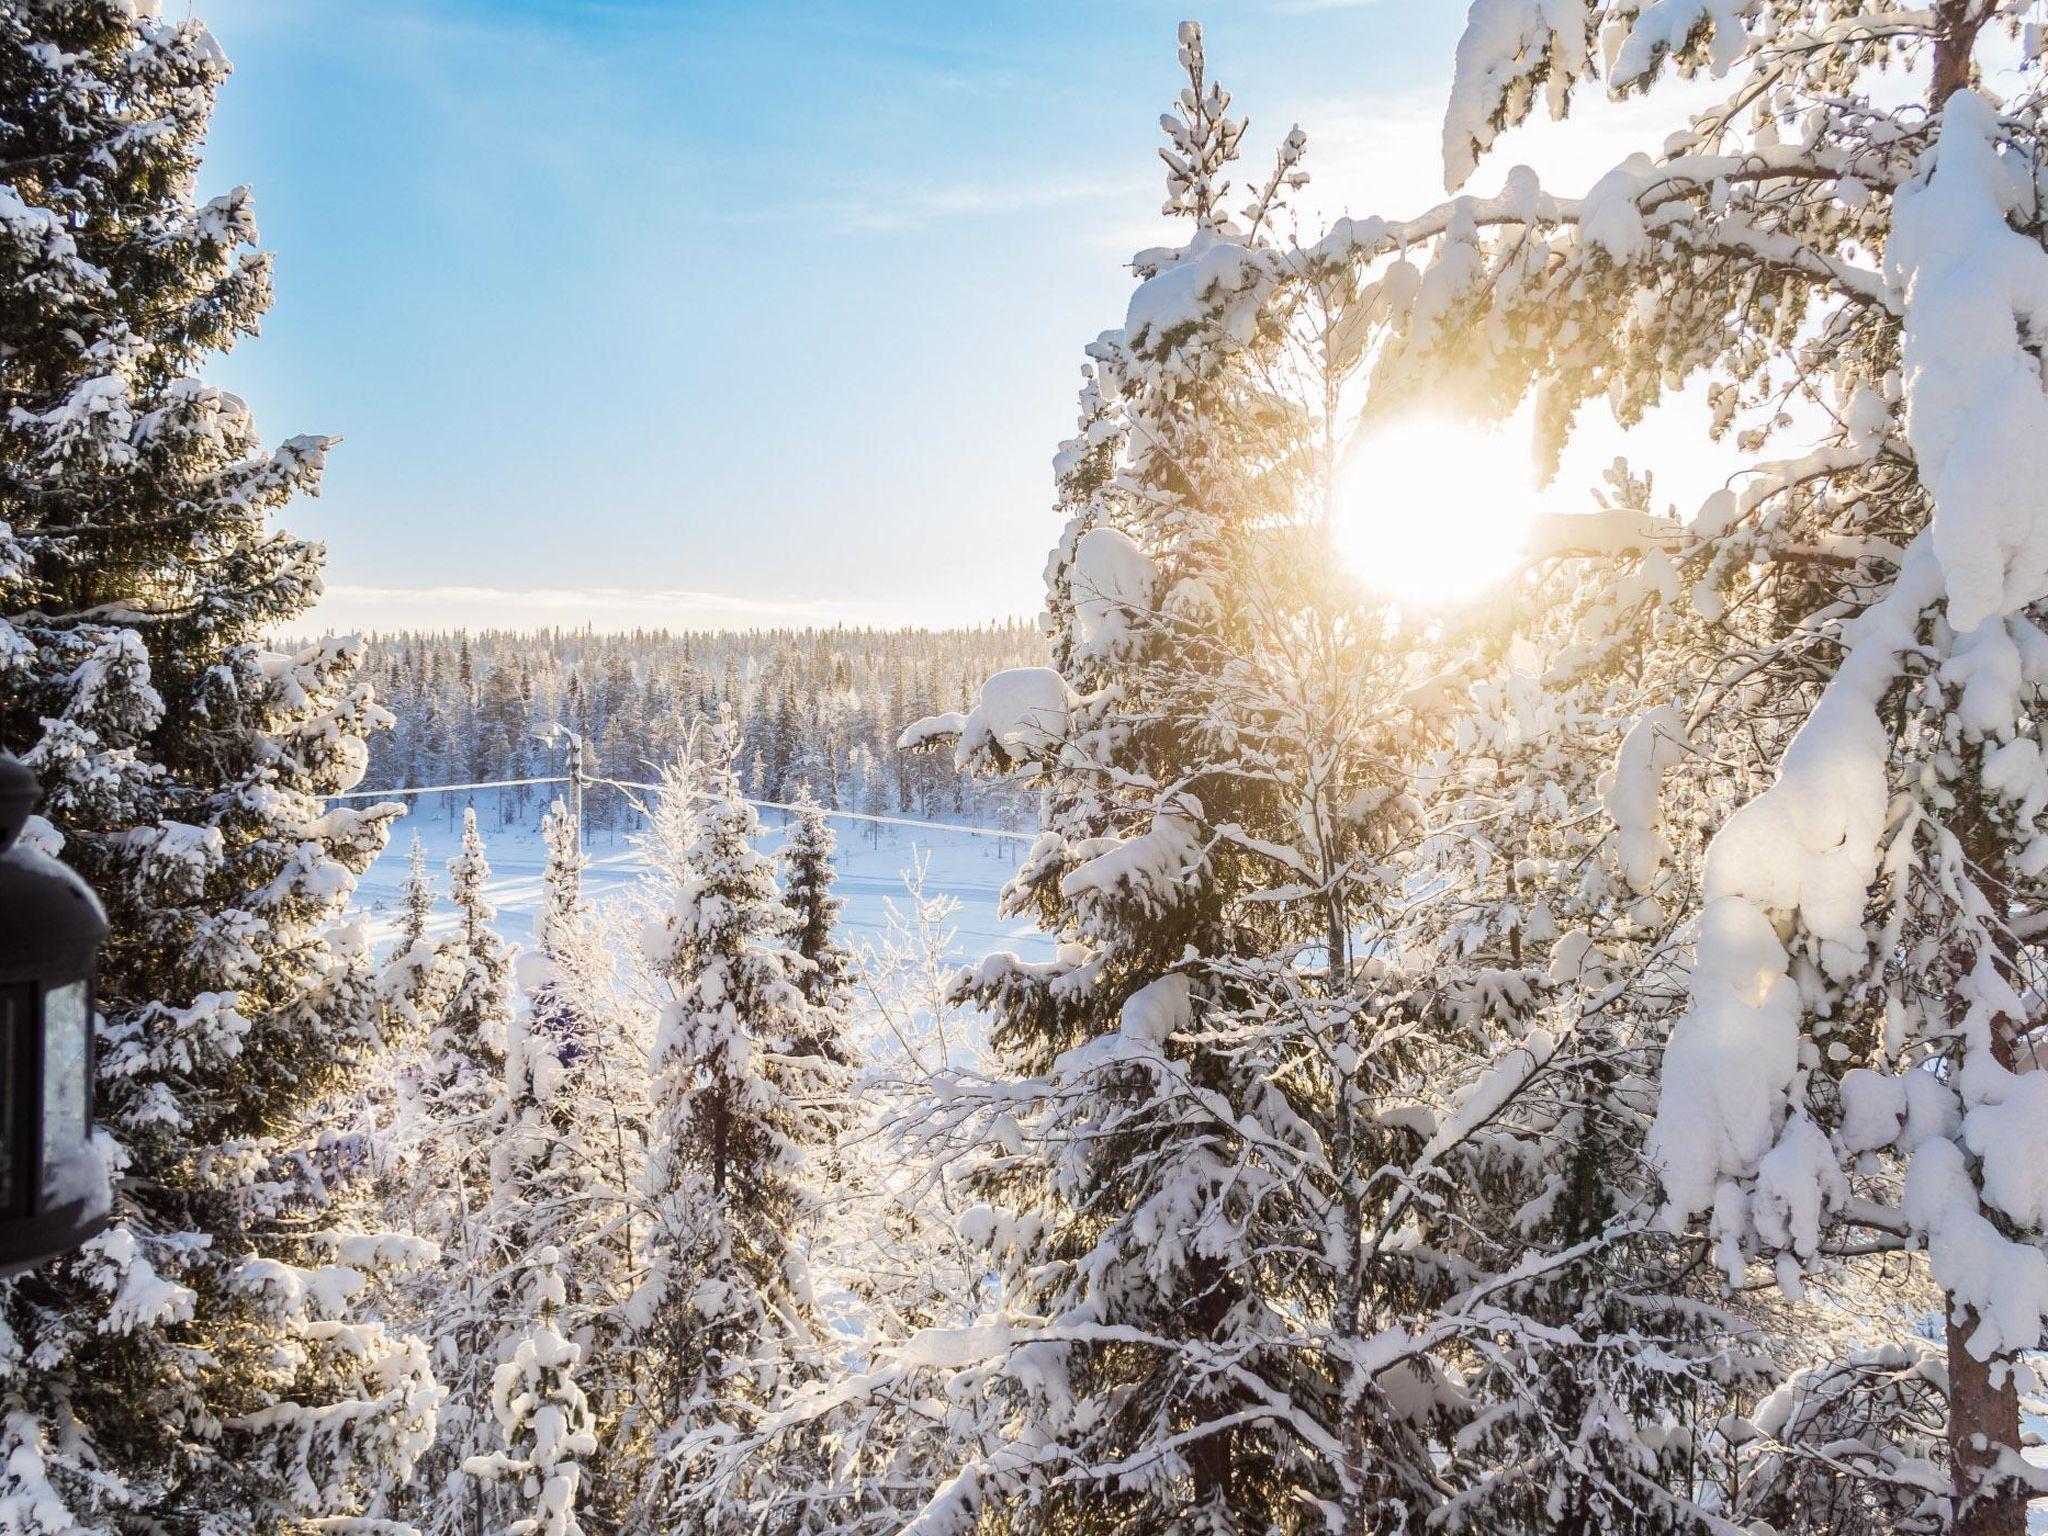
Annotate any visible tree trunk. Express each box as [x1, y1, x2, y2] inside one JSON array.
[[1953, 778, 2026, 1536], [1930, 0, 1979, 105], [1929, 8, 2022, 1527], [1946, 1310, 2026, 1536]]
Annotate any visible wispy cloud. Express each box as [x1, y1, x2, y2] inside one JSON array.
[[718, 170, 1150, 234], [1272, 0, 1393, 12], [313, 582, 922, 635]]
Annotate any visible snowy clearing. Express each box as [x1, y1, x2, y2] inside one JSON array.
[[355, 788, 1052, 966]]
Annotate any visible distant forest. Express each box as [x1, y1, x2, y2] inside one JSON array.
[[346, 624, 1045, 830]]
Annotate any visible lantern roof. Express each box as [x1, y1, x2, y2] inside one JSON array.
[[0, 756, 107, 987], [0, 753, 33, 857]]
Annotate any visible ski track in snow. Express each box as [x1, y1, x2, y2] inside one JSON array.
[[355, 792, 1053, 965]]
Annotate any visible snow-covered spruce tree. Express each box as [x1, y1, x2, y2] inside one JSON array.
[[479, 808, 590, 1536], [394, 807, 520, 1536], [609, 773, 970, 1536], [781, 783, 854, 1020], [383, 831, 450, 1039], [464, 1248, 598, 1536], [432, 806, 513, 1107], [485, 795, 644, 1536], [1328, 3, 2048, 1529], [0, 4, 439, 1528], [625, 732, 852, 1533], [776, 781, 859, 1185], [532, 796, 585, 1022], [524, 796, 595, 1073], [893, 28, 1574, 1532]]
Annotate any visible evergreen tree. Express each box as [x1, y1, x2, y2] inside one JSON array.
[[889, 25, 1787, 1536], [0, 4, 437, 1527], [893, 30, 1477, 1532], [464, 1248, 597, 1536], [434, 808, 512, 1102], [392, 809, 519, 1536], [625, 732, 851, 1532], [780, 784, 854, 1026], [384, 794, 644, 1536], [530, 797, 586, 1046], [383, 832, 449, 1039]]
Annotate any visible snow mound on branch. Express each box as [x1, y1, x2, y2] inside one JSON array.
[[898, 667, 1077, 767], [1062, 809, 1204, 913], [1838, 1069, 1906, 1154], [1944, 620, 2028, 740], [1119, 973, 1190, 1045], [1889, 90, 2048, 634], [1649, 544, 1945, 1280], [1751, 1114, 1845, 1263], [1903, 1137, 2048, 1360], [1577, 154, 1656, 261], [1441, 0, 1585, 190], [951, 668, 1071, 766], [1647, 899, 1800, 1249], [1965, 1072, 2048, 1232], [1603, 704, 1687, 893], [1702, 545, 1942, 973], [1122, 231, 1261, 353], [896, 711, 967, 753], [1608, 0, 1750, 89], [1071, 527, 1155, 655]]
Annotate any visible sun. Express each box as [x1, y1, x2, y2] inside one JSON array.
[[1328, 416, 1545, 609]]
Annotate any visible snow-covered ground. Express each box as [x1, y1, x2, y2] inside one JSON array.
[[353, 788, 1052, 967]]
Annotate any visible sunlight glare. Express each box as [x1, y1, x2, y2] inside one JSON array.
[[1330, 417, 1544, 609]]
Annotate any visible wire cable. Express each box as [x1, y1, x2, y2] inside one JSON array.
[[327, 772, 1036, 842]]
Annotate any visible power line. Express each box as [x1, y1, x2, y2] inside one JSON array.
[[329, 774, 574, 800], [327, 772, 1036, 843], [595, 776, 1035, 842]]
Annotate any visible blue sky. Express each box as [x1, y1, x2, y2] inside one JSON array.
[[194, 1, 1682, 633]]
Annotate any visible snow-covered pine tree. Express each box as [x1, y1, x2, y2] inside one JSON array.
[[528, 796, 587, 1049], [536, 798, 582, 953], [383, 831, 450, 1039], [892, 27, 1560, 1532], [463, 1248, 598, 1536], [892, 49, 1322, 1527], [394, 808, 520, 1536], [1335, 3, 2048, 1529], [484, 794, 643, 1536], [0, 3, 439, 1527], [626, 731, 852, 1532], [401, 834, 439, 942], [780, 784, 859, 1082], [601, 770, 961, 1536], [781, 783, 851, 1012], [433, 806, 512, 1106]]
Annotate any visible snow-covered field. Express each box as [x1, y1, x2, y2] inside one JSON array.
[[353, 788, 1052, 967]]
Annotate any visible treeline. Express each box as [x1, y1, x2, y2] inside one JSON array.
[[350, 624, 1043, 829]]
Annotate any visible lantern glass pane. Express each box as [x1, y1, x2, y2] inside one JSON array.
[[41, 981, 88, 1175], [0, 988, 17, 1213]]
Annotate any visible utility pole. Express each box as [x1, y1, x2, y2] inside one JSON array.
[[565, 731, 585, 849], [539, 725, 588, 852]]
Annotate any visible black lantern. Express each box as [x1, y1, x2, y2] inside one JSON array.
[[0, 753, 111, 1275]]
